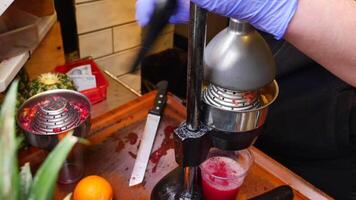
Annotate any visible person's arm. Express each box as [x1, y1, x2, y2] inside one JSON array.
[[136, 0, 356, 86], [285, 0, 356, 87]]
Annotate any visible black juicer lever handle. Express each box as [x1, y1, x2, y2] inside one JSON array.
[[130, 0, 178, 73]]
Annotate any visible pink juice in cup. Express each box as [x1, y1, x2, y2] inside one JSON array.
[[200, 150, 253, 200]]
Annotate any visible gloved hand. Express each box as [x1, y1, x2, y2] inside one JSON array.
[[136, 0, 190, 26], [136, 0, 298, 39]]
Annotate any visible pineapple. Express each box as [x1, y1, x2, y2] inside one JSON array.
[[27, 72, 77, 98], [16, 68, 30, 108], [18, 68, 29, 93]]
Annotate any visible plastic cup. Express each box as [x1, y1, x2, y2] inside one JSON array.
[[58, 143, 84, 184], [200, 148, 253, 200]]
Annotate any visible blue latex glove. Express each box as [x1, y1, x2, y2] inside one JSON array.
[[136, 0, 298, 39], [193, 0, 298, 39], [136, 0, 190, 26]]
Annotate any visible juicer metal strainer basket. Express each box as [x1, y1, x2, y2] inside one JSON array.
[[17, 89, 91, 150]]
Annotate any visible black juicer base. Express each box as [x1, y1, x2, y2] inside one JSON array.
[[151, 167, 202, 200]]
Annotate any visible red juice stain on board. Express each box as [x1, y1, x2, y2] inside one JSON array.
[[150, 125, 177, 173], [116, 139, 125, 153], [125, 132, 138, 145], [128, 151, 137, 159]]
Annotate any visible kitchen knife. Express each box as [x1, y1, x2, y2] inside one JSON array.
[[129, 80, 168, 186]]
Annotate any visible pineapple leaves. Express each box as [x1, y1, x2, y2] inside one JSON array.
[[0, 80, 80, 200], [19, 163, 32, 199], [28, 131, 78, 200], [0, 80, 19, 200]]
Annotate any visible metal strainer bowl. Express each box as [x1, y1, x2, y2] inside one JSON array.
[[17, 89, 91, 150]]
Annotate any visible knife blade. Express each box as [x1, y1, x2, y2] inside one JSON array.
[[129, 80, 168, 186]]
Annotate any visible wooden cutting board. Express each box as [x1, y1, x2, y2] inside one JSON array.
[[19, 91, 333, 200]]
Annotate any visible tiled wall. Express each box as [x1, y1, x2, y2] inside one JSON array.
[[75, 0, 174, 92]]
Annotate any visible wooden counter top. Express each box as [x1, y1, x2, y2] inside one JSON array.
[[19, 92, 333, 200]]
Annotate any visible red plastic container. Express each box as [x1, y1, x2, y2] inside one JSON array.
[[55, 58, 109, 105]]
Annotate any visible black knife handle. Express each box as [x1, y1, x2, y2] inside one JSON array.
[[248, 185, 294, 200], [149, 80, 168, 115]]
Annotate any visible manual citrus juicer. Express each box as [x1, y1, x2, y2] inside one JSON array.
[[131, 1, 278, 199]]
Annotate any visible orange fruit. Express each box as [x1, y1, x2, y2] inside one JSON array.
[[73, 175, 113, 200]]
